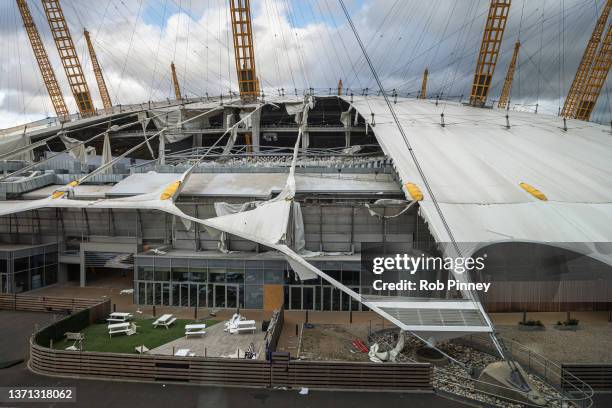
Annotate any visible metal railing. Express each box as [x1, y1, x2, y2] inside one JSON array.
[[455, 334, 594, 408]]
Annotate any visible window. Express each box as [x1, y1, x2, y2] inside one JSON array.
[[14, 271, 29, 293], [155, 267, 170, 281], [245, 285, 263, 309], [31, 254, 45, 269], [190, 259, 207, 282], [198, 284, 208, 307], [172, 267, 189, 282], [14, 257, 28, 272], [0, 260, 6, 273], [138, 266, 153, 280], [190, 267, 207, 282], [30, 268, 43, 290], [209, 268, 226, 283], [226, 269, 244, 283], [45, 252, 58, 265], [245, 269, 263, 284]]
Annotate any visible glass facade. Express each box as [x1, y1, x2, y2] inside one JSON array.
[[0, 244, 58, 294], [134, 256, 364, 311]]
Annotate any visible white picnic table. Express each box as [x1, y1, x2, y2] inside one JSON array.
[[153, 314, 176, 329], [185, 323, 207, 337], [174, 348, 190, 357], [108, 322, 132, 337], [107, 312, 133, 323]]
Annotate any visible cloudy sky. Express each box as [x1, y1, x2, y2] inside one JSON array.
[[1, 0, 610, 129]]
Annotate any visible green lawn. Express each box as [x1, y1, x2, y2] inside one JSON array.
[[53, 318, 218, 354]]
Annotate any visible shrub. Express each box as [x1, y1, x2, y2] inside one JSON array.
[[518, 319, 544, 327]]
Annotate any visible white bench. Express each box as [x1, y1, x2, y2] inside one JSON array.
[[108, 322, 137, 338], [174, 348, 190, 357], [185, 323, 207, 337], [107, 312, 133, 323], [229, 320, 257, 334], [153, 314, 177, 329], [64, 332, 84, 350]]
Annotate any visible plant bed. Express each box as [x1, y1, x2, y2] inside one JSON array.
[[52, 318, 218, 354], [553, 319, 581, 331], [518, 320, 545, 331]]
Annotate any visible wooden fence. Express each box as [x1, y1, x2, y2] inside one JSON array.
[[0, 293, 105, 313], [562, 364, 612, 391], [264, 307, 284, 352], [270, 352, 432, 390], [30, 341, 432, 391]]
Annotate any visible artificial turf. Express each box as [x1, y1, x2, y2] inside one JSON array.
[[52, 318, 218, 354]]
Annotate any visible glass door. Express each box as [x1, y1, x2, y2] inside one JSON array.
[[302, 286, 315, 310], [226, 285, 238, 308], [180, 283, 189, 306], [331, 287, 341, 311], [214, 284, 226, 308], [323, 286, 332, 310]]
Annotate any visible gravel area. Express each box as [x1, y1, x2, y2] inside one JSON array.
[[369, 329, 567, 408], [497, 323, 612, 363]]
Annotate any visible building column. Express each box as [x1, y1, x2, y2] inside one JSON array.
[[79, 250, 86, 287]]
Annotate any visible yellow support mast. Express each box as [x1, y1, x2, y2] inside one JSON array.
[[575, 24, 612, 121], [171, 62, 182, 100], [229, 0, 258, 101], [83, 29, 112, 111], [469, 0, 511, 107], [498, 41, 520, 109], [419, 68, 428, 99], [337, 79, 343, 96], [41, 0, 95, 116], [561, 0, 612, 118], [15, 0, 69, 119]]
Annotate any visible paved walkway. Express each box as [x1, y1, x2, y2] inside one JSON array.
[[149, 320, 266, 358]]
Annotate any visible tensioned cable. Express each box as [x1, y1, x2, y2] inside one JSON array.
[[338, 0, 506, 360]]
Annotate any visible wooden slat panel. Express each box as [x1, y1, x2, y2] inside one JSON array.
[[562, 364, 612, 390]]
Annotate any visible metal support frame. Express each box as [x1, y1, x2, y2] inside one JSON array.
[[469, 0, 511, 107], [84, 29, 112, 110], [562, 0, 612, 118], [16, 0, 69, 119], [575, 24, 612, 121], [229, 0, 258, 100], [171, 62, 182, 101], [42, 0, 95, 116], [419, 68, 428, 99], [498, 41, 520, 109]]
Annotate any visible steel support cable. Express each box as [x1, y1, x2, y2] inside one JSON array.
[[116, 0, 144, 99], [397, 2, 441, 86], [440, 1, 478, 105], [268, 0, 297, 91], [390, 0, 586, 92], [262, 0, 284, 89], [148, 0, 170, 101], [301, 0, 340, 88], [282, 0, 311, 89], [338, 0, 506, 360], [284, 0, 315, 88], [341, 0, 406, 86]]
